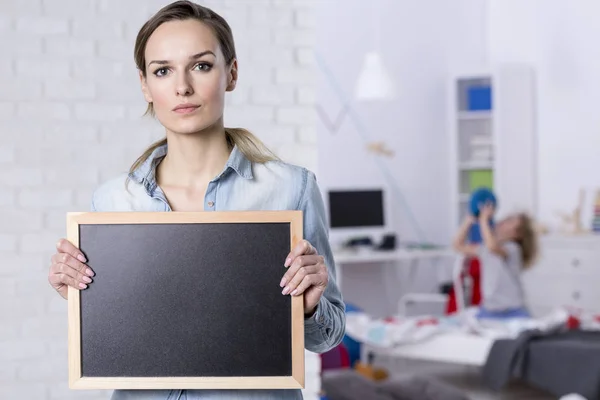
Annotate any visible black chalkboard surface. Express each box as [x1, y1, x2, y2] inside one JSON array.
[[66, 211, 304, 390]]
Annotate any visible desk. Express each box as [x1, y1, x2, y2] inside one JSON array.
[[332, 247, 456, 293]]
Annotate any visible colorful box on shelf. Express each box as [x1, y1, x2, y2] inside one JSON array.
[[467, 85, 492, 111], [468, 170, 493, 191]]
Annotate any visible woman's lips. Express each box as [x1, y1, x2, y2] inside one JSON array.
[[173, 104, 200, 114]]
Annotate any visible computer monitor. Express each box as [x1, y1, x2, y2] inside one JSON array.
[[325, 187, 392, 248], [328, 190, 385, 228]]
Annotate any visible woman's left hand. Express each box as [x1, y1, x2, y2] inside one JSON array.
[[280, 240, 328, 316]]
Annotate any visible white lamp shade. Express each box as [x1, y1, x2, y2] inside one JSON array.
[[354, 51, 395, 101]]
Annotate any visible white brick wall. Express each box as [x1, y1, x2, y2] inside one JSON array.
[[0, 0, 320, 399]]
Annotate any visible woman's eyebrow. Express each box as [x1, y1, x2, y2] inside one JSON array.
[[147, 50, 216, 67]]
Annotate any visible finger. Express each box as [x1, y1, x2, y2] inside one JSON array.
[[49, 268, 88, 290], [281, 264, 320, 295], [56, 238, 87, 263], [52, 252, 94, 277], [53, 261, 93, 285], [291, 273, 326, 297], [284, 240, 317, 267], [280, 254, 322, 288]]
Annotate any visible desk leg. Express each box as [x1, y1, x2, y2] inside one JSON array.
[[397, 258, 419, 302], [407, 258, 419, 293]]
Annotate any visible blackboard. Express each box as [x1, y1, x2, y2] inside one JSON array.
[[66, 211, 304, 390]]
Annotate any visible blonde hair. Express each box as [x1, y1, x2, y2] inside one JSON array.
[[516, 213, 538, 269], [128, 1, 278, 178]]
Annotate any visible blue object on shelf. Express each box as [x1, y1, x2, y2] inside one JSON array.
[[467, 85, 492, 111]]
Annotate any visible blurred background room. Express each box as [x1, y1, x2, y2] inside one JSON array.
[[2, 0, 600, 399]]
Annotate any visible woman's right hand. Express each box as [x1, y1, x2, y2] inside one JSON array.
[[48, 239, 95, 300]]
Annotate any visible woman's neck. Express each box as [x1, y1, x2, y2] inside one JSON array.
[[157, 127, 231, 189]]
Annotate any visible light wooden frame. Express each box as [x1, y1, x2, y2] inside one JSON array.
[[67, 211, 305, 390]]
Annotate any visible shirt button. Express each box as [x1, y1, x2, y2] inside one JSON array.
[[207, 201, 214, 207]]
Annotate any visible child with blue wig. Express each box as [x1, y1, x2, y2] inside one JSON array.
[[453, 202, 538, 319]]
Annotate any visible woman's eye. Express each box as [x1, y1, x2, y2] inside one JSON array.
[[154, 68, 169, 77], [193, 63, 212, 72]]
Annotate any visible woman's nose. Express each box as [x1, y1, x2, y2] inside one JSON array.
[[176, 75, 194, 96]]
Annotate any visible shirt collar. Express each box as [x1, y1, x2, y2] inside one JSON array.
[[224, 144, 253, 180], [129, 142, 254, 192]]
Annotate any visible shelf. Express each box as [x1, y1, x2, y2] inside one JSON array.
[[458, 111, 492, 120], [451, 66, 536, 229], [469, 136, 493, 146], [459, 160, 493, 170]]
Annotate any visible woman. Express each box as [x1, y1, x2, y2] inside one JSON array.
[[47, 1, 345, 399]]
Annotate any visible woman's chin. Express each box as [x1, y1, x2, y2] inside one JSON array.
[[164, 120, 217, 136]]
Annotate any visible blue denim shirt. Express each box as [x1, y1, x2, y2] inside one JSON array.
[[90, 143, 345, 400]]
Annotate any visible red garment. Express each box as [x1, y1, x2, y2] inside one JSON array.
[[446, 257, 482, 314]]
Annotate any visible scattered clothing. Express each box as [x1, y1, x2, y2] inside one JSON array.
[[477, 306, 531, 319]]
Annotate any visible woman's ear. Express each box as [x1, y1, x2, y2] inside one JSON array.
[[139, 70, 153, 103], [226, 60, 238, 92]]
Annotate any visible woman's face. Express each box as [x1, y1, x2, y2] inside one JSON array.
[[496, 215, 522, 241], [139, 19, 237, 135]]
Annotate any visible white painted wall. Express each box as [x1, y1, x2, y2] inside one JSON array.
[[315, 0, 488, 246], [0, 0, 320, 398], [314, 0, 488, 317], [488, 0, 600, 229], [316, 0, 600, 319]]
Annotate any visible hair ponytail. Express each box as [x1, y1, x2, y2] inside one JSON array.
[[224, 127, 278, 163], [126, 129, 278, 188]]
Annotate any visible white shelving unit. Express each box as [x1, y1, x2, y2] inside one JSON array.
[[448, 65, 537, 229]]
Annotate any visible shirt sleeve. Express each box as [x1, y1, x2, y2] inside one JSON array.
[[299, 170, 346, 354]]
